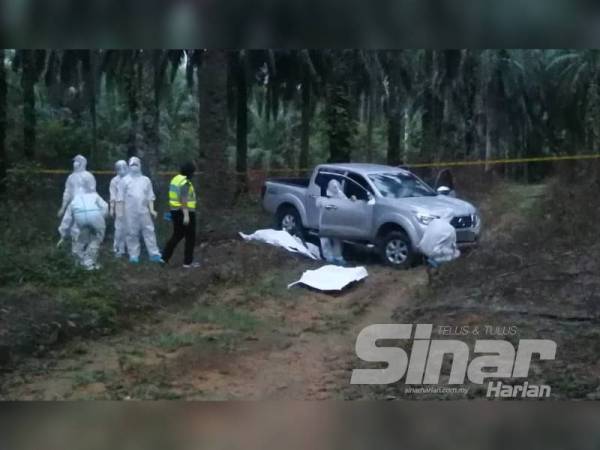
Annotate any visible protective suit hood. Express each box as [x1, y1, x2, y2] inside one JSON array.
[[326, 179, 347, 199], [73, 155, 87, 172], [128, 156, 142, 177], [115, 160, 128, 177]]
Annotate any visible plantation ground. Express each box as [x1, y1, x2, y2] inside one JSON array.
[[1, 179, 599, 399]]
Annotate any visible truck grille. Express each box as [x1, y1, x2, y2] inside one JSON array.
[[451, 215, 474, 229]]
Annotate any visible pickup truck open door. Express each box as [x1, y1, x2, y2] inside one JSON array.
[[306, 168, 346, 230], [319, 173, 375, 240]]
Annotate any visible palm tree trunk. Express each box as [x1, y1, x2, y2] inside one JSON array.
[[326, 82, 353, 163], [298, 67, 311, 174], [199, 50, 229, 208], [85, 50, 98, 166], [125, 51, 139, 159], [235, 52, 249, 194], [366, 91, 374, 163], [140, 50, 162, 178], [22, 50, 36, 160], [326, 51, 354, 163], [387, 89, 401, 166], [485, 117, 496, 173], [0, 49, 6, 194]]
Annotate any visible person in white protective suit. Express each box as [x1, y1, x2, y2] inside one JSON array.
[[418, 217, 461, 281], [118, 156, 163, 264], [109, 160, 128, 257], [57, 154, 97, 218], [317, 179, 348, 266], [57, 172, 108, 270]]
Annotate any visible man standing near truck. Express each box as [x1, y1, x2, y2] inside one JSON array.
[[317, 179, 348, 266], [162, 161, 200, 268]]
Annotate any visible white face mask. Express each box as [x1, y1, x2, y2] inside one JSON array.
[[73, 155, 87, 172], [116, 164, 128, 177], [129, 163, 141, 175]]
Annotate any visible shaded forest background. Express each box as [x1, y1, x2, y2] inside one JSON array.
[[0, 49, 599, 205]]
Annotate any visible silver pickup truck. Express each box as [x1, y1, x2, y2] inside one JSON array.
[[262, 163, 481, 268]]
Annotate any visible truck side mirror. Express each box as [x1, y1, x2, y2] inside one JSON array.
[[437, 186, 451, 196]]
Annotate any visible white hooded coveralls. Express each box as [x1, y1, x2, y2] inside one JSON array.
[[58, 172, 108, 269], [59, 154, 97, 215], [418, 218, 461, 264], [109, 160, 128, 255], [318, 179, 347, 263], [118, 157, 161, 259]]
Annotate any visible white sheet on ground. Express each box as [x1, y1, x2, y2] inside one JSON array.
[[288, 265, 368, 291], [239, 229, 320, 260]]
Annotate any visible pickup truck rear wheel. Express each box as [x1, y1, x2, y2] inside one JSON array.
[[276, 206, 306, 241], [379, 231, 413, 269]]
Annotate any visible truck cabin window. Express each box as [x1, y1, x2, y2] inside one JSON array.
[[369, 173, 437, 198], [344, 173, 372, 201], [315, 170, 345, 197]]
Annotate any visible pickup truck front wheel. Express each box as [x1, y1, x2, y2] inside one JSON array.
[[276, 206, 306, 241], [379, 231, 413, 269]]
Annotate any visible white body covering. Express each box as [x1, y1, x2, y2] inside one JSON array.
[[239, 229, 320, 260], [118, 173, 160, 259], [288, 265, 368, 291], [418, 218, 461, 264]]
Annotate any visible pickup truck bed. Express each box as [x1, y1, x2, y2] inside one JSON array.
[[266, 177, 310, 188]]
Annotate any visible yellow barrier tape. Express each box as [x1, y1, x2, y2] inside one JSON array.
[[404, 153, 600, 168], [7, 153, 600, 175]]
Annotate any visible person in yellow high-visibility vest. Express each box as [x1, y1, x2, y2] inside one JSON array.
[[161, 162, 199, 268]]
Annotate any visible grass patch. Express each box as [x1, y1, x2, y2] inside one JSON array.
[[489, 182, 547, 219], [188, 304, 261, 333], [150, 330, 245, 353], [72, 369, 109, 387], [152, 333, 199, 351], [242, 268, 300, 303]]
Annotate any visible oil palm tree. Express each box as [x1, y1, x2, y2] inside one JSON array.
[[13, 50, 45, 160], [198, 50, 229, 207], [0, 49, 6, 193], [547, 50, 600, 152]]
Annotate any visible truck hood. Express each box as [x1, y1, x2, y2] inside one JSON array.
[[379, 195, 477, 218]]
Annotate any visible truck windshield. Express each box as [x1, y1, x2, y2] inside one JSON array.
[[368, 173, 437, 198]]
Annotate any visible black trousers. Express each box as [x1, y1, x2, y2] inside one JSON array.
[[162, 210, 196, 265]]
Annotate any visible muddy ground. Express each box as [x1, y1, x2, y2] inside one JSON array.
[[0, 239, 426, 400], [1, 180, 598, 399]]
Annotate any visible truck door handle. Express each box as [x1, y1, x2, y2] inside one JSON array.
[[309, 194, 319, 199], [325, 204, 337, 210]]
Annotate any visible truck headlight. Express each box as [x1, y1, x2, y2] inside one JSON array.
[[416, 213, 439, 225]]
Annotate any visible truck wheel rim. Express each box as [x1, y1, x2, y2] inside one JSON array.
[[385, 239, 408, 264], [281, 214, 296, 233]]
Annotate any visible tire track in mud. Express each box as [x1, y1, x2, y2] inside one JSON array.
[[152, 266, 427, 400]]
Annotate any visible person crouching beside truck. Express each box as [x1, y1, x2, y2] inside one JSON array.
[[418, 217, 460, 283], [161, 162, 200, 268]]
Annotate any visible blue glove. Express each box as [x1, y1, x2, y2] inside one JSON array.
[[163, 211, 172, 222]]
